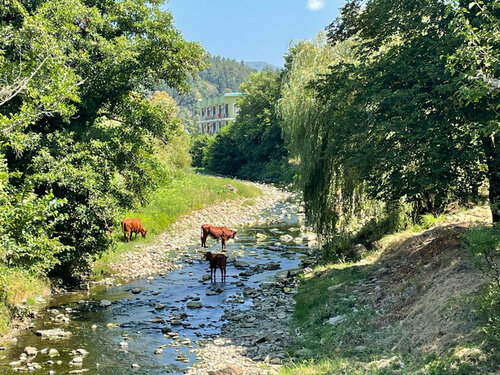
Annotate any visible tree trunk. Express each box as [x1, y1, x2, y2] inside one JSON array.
[[482, 136, 500, 223]]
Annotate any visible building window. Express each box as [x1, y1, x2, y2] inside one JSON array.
[[225, 104, 229, 117], [233, 103, 238, 114]]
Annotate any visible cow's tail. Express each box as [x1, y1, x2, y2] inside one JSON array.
[[121, 220, 126, 232]]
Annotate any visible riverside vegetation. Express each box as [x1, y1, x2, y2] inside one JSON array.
[[0, 0, 207, 337], [1, 0, 499, 373]]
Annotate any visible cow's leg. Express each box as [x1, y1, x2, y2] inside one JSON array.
[[126, 231, 131, 243], [212, 268, 215, 283], [221, 266, 225, 282], [123, 231, 127, 242], [201, 233, 207, 248], [221, 238, 225, 249]]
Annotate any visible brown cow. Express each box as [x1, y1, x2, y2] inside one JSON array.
[[121, 218, 147, 243], [200, 224, 237, 249], [204, 251, 227, 282]]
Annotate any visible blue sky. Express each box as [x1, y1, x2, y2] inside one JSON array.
[[164, 0, 346, 67]]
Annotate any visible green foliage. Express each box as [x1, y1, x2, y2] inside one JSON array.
[[190, 133, 211, 167], [202, 70, 293, 182], [462, 225, 500, 347], [0, 0, 205, 281], [279, 0, 495, 245]]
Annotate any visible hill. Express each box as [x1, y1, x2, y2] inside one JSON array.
[[284, 205, 500, 374], [245, 61, 279, 71], [161, 55, 256, 133]]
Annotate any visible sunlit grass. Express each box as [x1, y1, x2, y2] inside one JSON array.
[[0, 266, 50, 337]]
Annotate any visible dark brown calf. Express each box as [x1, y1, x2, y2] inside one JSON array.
[[204, 251, 227, 282], [200, 224, 237, 249], [121, 218, 147, 243]]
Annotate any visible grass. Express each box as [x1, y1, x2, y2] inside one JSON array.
[[0, 266, 50, 338], [92, 170, 261, 279], [281, 206, 497, 375]]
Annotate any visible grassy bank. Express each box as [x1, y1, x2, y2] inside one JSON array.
[[92, 171, 261, 279], [283, 206, 499, 374], [0, 266, 50, 339]]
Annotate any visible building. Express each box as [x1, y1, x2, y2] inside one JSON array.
[[197, 93, 245, 135]]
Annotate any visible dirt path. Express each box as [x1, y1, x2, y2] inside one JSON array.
[[102, 182, 292, 283]]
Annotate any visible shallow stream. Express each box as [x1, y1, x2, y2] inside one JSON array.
[[0, 199, 309, 374]]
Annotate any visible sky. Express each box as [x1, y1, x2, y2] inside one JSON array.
[[164, 0, 346, 67]]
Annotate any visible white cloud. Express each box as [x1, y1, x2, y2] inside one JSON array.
[[306, 0, 325, 11]]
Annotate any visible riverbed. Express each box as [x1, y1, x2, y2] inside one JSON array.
[[0, 198, 313, 374]]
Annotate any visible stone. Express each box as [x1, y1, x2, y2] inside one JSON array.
[[35, 329, 71, 339], [99, 300, 112, 307], [154, 348, 163, 355], [215, 366, 244, 375], [279, 234, 293, 242], [131, 288, 141, 294], [234, 260, 250, 269], [75, 349, 88, 356], [24, 346, 37, 356], [154, 303, 165, 310], [186, 301, 203, 309], [48, 349, 59, 357], [131, 363, 140, 368], [265, 262, 281, 270], [328, 315, 345, 325], [71, 356, 83, 364], [120, 342, 128, 347]]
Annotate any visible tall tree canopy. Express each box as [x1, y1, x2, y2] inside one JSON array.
[[280, 0, 497, 239], [0, 0, 205, 280]]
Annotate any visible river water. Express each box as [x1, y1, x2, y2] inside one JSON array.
[[0, 199, 309, 374]]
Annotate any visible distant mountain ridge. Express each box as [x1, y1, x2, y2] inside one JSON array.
[[161, 55, 258, 133], [245, 61, 279, 71]]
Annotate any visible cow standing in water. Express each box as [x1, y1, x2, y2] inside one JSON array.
[[121, 218, 147, 242], [204, 251, 228, 282], [200, 224, 237, 249]]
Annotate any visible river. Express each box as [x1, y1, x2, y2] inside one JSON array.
[[0, 198, 310, 374]]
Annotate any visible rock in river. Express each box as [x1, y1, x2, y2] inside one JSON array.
[[234, 260, 250, 269], [99, 300, 112, 307], [186, 301, 203, 309], [35, 329, 71, 339]]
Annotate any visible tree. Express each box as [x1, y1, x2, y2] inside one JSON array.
[[447, 0, 500, 221], [203, 70, 292, 182], [0, 0, 205, 280], [281, 0, 490, 238]]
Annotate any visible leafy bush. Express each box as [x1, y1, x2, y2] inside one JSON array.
[[463, 225, 500, 347]]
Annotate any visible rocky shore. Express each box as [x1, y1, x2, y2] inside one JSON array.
[[103, 182, 292, 283]]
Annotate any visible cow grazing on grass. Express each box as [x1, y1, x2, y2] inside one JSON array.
[[204, 251, 227, 282], [200, 224, 237, 249], [121, 218, 147, 243]]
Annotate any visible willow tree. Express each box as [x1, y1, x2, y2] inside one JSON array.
[[278, 33, 366, 235]]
